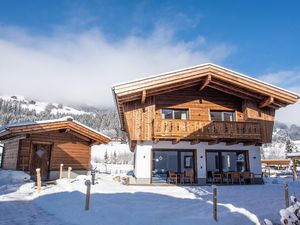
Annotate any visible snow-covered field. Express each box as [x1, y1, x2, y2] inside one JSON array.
[[0, 170, 299, 225]]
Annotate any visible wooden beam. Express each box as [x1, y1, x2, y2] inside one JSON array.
[[130, 140, 137, 152], [172, 138, 180, 144], [153, 138, 159, 144], [243, 141, 257, 146], [66, 130, 91, 143], [293, 159, 297, 181], [208, 140, 219, 145], [258, 96, 274, 109], [141, 90, 146, 104], [0, 135, 27, 143], [226, 140, 238, 146], [190, 139, 201, 145], [207, 83, 254, 101], [210, 80, 264, 100], [199, 75, 212, 91]]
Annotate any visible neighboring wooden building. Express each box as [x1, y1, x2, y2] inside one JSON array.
[[0, 117, 110, 180], [112, 63, 299, 185]]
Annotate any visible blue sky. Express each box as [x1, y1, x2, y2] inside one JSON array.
[[1, 0, 300, 74], [0, 1, 299, 123]]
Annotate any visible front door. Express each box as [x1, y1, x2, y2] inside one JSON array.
[[30, 144, 52, 180]]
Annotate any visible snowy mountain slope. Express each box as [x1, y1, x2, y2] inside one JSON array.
[[0, 95, 88, 115], [261, 127, 300, 159]]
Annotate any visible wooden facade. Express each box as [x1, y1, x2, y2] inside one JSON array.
[[112, 64, 299, 151], [0, 117, 110, 179]]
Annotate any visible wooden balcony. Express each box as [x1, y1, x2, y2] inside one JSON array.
[[153, 119, 262, 142]]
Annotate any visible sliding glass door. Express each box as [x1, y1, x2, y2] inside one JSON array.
[[152, 151, 178, 183], [206, 150, 249, 181], [152, 150, 195, 183]]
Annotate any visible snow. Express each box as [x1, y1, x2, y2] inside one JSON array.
[[1, 170, 300, 225], [92, 142, 131, 159], [0, 95, 88, 115]]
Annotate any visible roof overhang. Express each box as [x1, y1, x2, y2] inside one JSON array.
[[112, 63, 300, 131]]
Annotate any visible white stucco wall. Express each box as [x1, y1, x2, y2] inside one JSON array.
[[133, 141, 262, 184]]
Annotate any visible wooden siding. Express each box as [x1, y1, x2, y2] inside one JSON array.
[[17, 131, 91, 171], [123, 86, 274, 144], [2, 140, 20, 169], [242, 100, 275, 143], [123, 97, 155, 141], [155, 86, 243, 121]]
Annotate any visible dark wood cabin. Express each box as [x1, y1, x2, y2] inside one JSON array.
[[0, 117, 110, 180]]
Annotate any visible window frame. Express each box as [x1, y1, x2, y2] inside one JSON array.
[[161, 108, 189, 120], [210, 110, 236, 122], [0, 143, 4, 168]]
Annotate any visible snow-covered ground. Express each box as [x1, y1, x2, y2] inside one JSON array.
[[92, 142, 132, 159], [0, 170, 299, 225]]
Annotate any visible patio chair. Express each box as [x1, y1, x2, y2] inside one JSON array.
[[231, 172, 241, 184], [167, 170, 178, 184], [252, 173, 264, 184], [242, 171, 253, 184], [212, 172, 223, 184], [183, 170, 194, 184]]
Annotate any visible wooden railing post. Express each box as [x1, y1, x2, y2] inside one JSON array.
[[85, 180, 91, 210], [212, 185, 217, 221], [59, 163, 64, 179], [68, 167, 72, 182], [36, 168, 41, 194], [293, 159, 297, 181], [285, 183, 289, 208]]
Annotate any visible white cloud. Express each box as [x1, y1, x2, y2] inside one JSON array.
[[0, 25, 233, 106], [259, 70, 300, 125]]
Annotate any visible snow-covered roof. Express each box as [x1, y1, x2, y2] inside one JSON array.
[[287, 152, 300, 158], [293, 140, 300, 145], [0, 116, 110, 144]]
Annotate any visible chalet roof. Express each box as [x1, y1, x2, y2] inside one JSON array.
[[112, 63, 299, 130], [0, 116, 111, 145], [287, 152, 300, 158]]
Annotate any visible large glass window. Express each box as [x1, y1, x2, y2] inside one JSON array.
[[161, 109, 188, 120], [210, 111, 235, 121], [206, 150, 248, 174], [152, 150, 195, 183], [152, 151, 178, 183]]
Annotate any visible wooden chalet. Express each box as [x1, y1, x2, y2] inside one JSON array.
[[112, 63, 299, 185], [0, 116, 110, 180]]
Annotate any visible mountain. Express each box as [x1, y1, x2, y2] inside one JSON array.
[[261, 121, 300, 159], [0, 95, 123, 138], [0, 95, 88, 115]]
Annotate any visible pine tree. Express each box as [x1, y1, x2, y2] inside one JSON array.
[[113, 151, 117, 164], [104, 150, 109, 164], [286, 139, 296, 154]]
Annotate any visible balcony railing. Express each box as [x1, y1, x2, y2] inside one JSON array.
[[153, 119, 262, 141]]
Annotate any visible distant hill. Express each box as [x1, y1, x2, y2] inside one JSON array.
[[0, 95, 123, 138]]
